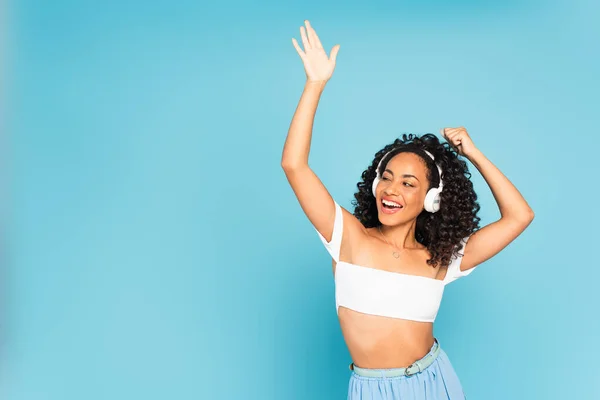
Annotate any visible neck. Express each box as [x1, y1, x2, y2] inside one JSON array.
[[379, 221, 420, 249]]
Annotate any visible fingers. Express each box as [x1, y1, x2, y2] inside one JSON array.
[[291, 38, 305, 59], [441, 127, 467, 154], [294, 20, 339, 69], [299, 20, 324, 51], [305, 20, 323, 49], [300, 26, 311, 51], [441, 127, 465, 139], [445, 129, 460, 140], [329, 44, 340, 63]]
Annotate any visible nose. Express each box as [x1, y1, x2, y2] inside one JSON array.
[[383, 183, 400, 196]]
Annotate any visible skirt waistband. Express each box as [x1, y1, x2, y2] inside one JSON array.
[[349, 338, 441, 378]]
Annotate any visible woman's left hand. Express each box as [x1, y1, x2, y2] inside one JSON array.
[[440, 127, 478, 158]]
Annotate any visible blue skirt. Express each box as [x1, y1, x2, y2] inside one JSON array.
[[347, 339, 466, 399]]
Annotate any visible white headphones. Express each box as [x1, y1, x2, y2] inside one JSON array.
[[371, 148, 444, 213]]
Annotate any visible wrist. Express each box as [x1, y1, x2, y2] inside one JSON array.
[[465, 148, 483, 162], [305, 79, 327, 90]]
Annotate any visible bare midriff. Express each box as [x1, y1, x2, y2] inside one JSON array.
[[339, 307, 436, 369]]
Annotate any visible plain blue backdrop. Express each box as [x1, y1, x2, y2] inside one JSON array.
[[4, 0, 599, 398]]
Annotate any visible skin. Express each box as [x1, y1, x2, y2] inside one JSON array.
[[282, 20, 535, 369]]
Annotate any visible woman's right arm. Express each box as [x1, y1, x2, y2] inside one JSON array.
[[281, 80, 337, 242], [281, 21, 361, 245]]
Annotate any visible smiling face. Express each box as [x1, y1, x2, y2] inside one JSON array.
[[375, 152, 433, 224]]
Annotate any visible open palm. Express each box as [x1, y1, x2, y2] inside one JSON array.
[[292, 20, 340, 82]]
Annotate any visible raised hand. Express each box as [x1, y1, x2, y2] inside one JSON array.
[[292, 20, 340, 83], [441, 127, 478, 158]]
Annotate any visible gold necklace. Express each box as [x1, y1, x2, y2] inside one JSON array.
[[377, 225, 405, 259]]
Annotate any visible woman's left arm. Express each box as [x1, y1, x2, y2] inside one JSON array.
[[442, 127, 535, 271]]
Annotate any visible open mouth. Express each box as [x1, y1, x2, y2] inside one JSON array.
[[381, 199, 403, 212]]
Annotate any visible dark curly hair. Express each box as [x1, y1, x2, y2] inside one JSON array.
[[351, 133, 481, 269]]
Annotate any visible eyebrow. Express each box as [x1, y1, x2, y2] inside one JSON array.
[[384, 169, 420, 181]]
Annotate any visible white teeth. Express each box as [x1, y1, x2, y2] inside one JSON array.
[[382, 199, 402, 208]]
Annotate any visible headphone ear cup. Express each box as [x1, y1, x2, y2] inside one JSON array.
[[424, 188, 442, 213], [372, 176, 380, 197]]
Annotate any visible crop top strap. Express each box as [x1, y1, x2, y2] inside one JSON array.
[[314, 201, 343, 263], [443, 235, 477, 285]]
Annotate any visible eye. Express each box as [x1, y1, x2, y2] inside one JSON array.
[[403, 182, 413, 187], [382, 177, 390, 181]]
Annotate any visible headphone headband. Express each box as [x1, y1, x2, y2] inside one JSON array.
[[376, 148, 442, 188]]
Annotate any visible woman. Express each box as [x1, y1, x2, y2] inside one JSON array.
[[281, 20, 534, 400]]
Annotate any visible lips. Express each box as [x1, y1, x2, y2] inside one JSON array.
[[381, 198, 404, 214]]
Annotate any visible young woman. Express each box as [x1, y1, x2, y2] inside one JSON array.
[[281, 21, 534, 400]]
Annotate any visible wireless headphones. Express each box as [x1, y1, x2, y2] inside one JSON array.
[[371, 148, 444, 213]]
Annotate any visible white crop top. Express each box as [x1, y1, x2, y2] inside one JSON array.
[[315, 201, 477, 322]]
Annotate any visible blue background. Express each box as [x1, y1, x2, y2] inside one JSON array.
[[4, 0, 599, 398]]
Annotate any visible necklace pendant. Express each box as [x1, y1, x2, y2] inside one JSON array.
[[392, 251, 400, 259]]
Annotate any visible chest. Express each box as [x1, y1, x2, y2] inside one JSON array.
[[340, 237, 447, 281], [334, 261, 446, 322]]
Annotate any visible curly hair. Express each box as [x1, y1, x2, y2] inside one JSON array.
[[351, 133, 481, 269]]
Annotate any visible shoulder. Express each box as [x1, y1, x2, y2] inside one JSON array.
[[335, 204, 370, 261], [337, 204, 369, 242]]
